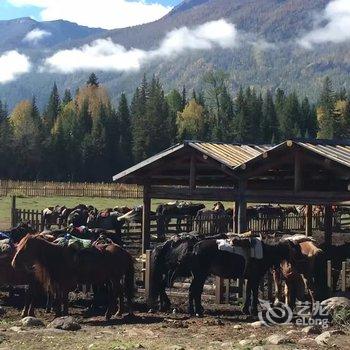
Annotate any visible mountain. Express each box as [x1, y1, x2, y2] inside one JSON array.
[[0, 0, 349, 109], [0, 17, 105, 52]]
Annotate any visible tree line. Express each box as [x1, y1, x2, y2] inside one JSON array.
[[0, 72, 349, 182]]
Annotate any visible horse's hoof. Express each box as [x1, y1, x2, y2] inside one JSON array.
[[148, 308, 155, 314], [195, 313, 204, 318], [115, 311, 123, 317], [172, 308, 178, 315], [242, 306, 250, 315]]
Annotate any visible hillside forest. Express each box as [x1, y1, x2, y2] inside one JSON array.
[[0, 72, 348, 182]]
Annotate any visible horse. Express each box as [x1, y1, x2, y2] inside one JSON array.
[[272, 235, 327, 310], [188, 236, 301, 316], [12, 235, 135, 321], [148, 233, 200, 312], [1, 222, 35, 243], [117, 206, 156, 224], [87, 210, 124, 245], [156, 202, 205, 235], [0, 247, 47, 317]]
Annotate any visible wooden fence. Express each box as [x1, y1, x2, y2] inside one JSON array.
[[0, 180, 142, 198]]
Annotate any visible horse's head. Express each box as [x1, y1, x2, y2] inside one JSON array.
[[12, 234, 41, 272]]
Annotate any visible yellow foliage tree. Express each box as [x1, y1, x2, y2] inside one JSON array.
[[10, 100, 38, 139], [177, 99, 205, 141]]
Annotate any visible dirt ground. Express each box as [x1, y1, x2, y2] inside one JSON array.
[[0, 294, 350, 350]]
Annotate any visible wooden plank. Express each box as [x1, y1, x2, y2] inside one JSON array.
[[341, 261, 347, 292], [294, 151, 302, 192], [305, 205, 312, 236], [142, 184, 151, 254], [215, 277, 224, 304], [324, 205, 333, 247], [327, 260, 332, 295], [189, 155, 196, 193], [145, 250, 152, 304]]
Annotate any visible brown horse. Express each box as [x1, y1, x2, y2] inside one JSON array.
[[12, 235, 135, 321], [272, 235, 326, 309], [0, 252, 41, 317]]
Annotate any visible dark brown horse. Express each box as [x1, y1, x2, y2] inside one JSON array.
[[12, 235, 135, 321], [0, 252, 41, 317], [272, 236, 327, 309]]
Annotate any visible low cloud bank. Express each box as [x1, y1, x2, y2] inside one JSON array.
[[0, 51, 31, 83], [43, 20, 239, 73]]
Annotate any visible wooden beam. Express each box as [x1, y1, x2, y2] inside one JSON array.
[[305, 205, 312, 237], [142, 184, 151, 254], [150, 185, 238, 201], [238, 180, 247, 233], [233, 201, 239, 233]]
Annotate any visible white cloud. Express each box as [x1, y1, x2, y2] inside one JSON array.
[[43, 20, 238, 74], [8, 0, 171, 29], [0, 51, 31, 83], [299, 0, 350, 48], [23, 28, 51, 43]]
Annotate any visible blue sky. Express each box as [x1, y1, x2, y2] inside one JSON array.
[[0, 1, 181, 21]]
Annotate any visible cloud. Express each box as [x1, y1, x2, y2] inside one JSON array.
[[8, 0, 171, 29], [23, 28, 51, 43], [43, 20, 239, 74], [0, 51, 31, 83], [299, 0, 350, 48]]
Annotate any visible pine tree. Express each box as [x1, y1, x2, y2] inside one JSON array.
[[279, 92, 301, 139], [62, 89, 72, 106], [117, 93, 132, 167], [87, 73, 99, 87], [44, 83, 61, 131], [317, 77, 335, 139], [261, 91, 279, 143], [181, 85, 187, 111], [0, 100, 8, 123]]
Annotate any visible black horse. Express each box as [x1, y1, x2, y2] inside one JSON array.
[[149, 233, 227, 312], [188, 238, 301, 316]]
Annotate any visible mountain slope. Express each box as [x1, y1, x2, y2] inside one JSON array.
[[0, 0, 349, 110], [0, 17, 105, 52]]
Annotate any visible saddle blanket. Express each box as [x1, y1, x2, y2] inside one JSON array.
[[216, 237, 263, 260], [54, 234, 92, 249], [282, 234, 316, 244]]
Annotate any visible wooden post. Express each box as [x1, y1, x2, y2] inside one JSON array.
[[294, 151, 302, 192], [142, 184, 151, 254], [324, 205, 333, 247], [145, 250, 152, 303], [11, 196, 16, 227], [189, 155, 196, 194], [238, 200, 247, 234], [233, 201, 239, 233], [238, 180, 247, 234], [327, 260, 332, 295], [215, 276, 224, 304], [305, 204, 313, 237], [341, 261, 347, 292]]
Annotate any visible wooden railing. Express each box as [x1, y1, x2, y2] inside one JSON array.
[[0, 180, 143, 198]]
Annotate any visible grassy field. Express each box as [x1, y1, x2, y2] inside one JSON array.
[[0, 196, 228, 229]]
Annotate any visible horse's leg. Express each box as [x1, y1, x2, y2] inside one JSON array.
[[251, 280, 260, 316], [188, 279, 195, 316], [62, 291, 69, 316], [105, 281, 115, 321], [242, 279, 252, 315], [46, 292, 52, 313], [193, 273, 206, 317], [159, 278, 171, 312], [302, 275, 316, 312], [272, 268, 283, 305], [21, 286, 30, 317], [115, 280, 124, 317]]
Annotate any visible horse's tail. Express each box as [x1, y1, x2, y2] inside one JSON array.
[[314, 249, 328, 300], [125, 253, 135, 303]]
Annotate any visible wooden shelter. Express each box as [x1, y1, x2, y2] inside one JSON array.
[[113, 140, 350, 251]]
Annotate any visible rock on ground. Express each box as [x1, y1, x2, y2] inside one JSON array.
[[251, 321, 265, 328], [47, 316, 81, 331], [321, 297, 350, 312], [21, 317, 45, 328], [265, 334, 290, 345], [301, 325, 322, 335]]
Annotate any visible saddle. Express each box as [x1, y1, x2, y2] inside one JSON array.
[[0, 238, 14, 258]]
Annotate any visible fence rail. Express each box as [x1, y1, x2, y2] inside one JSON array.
[[0, 180, 143, 198]]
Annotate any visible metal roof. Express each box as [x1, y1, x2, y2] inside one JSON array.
[[189, 142, 272, 169], [113, 140, 350, 182]]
